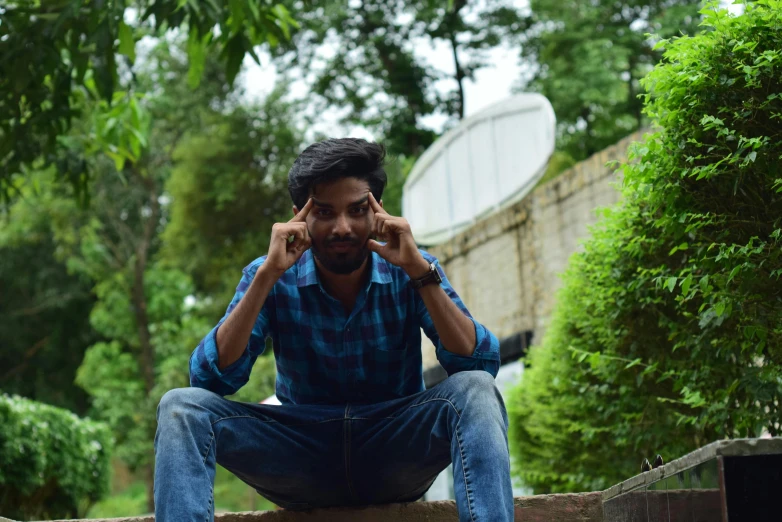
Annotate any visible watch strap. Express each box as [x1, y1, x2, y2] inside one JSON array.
[[408, 262, 442, 290]]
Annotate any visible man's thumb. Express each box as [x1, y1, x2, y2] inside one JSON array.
[[367, 239, 382, 252]]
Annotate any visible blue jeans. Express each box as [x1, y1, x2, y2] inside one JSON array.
[[154, 370, 513, 521]]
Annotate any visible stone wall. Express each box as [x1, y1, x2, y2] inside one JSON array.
[[422, 130, 646, 369]]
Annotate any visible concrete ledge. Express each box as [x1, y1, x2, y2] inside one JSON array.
[[19, 493, 603, 522], [601, 437, 782, 502]]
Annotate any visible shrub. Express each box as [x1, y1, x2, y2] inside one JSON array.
[[0, 395, 112, 519], [508, 0, 782, 493]]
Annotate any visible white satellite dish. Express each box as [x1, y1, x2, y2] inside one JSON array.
[[402, 94, 556, 246]]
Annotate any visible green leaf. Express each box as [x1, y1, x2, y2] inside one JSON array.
[[222, 34, 245, 87], [624, 358, 642, 370], [105, 150, 126, 172], [272, 4, 294, 39], [187, 30, 207, 89], [665, 276, 677, 292], [681, 274, 693, 295], [229, 0, 246, 33], [92, 20, 117, 101], [118, 21, 136, 63]]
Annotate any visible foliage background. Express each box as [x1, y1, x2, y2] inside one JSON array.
[[508, 0, 782, 493]]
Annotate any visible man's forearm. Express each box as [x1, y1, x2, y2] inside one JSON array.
[[417, 284, 477, 357], [215, 265, 279, 370]]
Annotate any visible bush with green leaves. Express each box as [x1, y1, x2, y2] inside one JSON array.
[[508, 1, 782, 493], [0, 395, 112, 519]]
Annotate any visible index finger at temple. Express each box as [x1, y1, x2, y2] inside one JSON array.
[[368, 192, 386, 214], [290, 197, 313, 222]]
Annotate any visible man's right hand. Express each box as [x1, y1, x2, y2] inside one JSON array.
[[264, 198, 314, 277]]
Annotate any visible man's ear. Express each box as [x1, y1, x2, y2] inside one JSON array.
[[292, 205, 299, 217], [379, 199, 384, 209]]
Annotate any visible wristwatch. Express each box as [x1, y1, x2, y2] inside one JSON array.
[[408, 261, 443, 290]]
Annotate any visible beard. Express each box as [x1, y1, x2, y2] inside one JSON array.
[[310, 234, 370, 275]]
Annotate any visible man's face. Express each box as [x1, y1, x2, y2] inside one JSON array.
[[293, 177, 379, 275]]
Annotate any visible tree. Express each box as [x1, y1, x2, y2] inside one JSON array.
[[277, 0, 524, 158], [411, 0, 524, 120], [0, 0, 297, 203], [508, 1, 782, 493], [0, 205, 96, 415], [516, 0, 701, 162], [8, 39, 223, 512], [160, 86, 302, 306]]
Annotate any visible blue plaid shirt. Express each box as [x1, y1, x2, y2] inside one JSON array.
[[189, 248, 500, 405]]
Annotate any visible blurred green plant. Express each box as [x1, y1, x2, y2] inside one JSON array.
[[86, 480, 148, 519], [517, 0, 701, 162], [0, 395, 112, 520], [508, 0, 782, 493], [0, 202, 96, 414], [0, 0, 297, 204], [160, 85, 301, 307]]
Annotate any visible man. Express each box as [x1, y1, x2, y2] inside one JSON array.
[[154, 138, 513, 521]]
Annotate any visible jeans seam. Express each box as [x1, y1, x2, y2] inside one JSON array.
[[344, 404, 358, 501], [211, 415, 345, 428], [456, 419, 476, 522], [202, 432, 214, 465], [406, 397, 462, 419], [204, 487, 213, 522]]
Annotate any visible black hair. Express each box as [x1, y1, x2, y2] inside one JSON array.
[[287, 138, 387, 209]]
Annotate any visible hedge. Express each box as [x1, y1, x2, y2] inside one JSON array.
[[0, 394, 112, 519], [508, 0, 782, 493]]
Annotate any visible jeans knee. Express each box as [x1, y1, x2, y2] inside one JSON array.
[[448, 370, 497, 397], [446, 371, 507, 422], [157, 387, 213, 423]]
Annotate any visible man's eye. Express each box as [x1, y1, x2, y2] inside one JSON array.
[[350, 207, 368, 214], [316, 209, 332, 217]]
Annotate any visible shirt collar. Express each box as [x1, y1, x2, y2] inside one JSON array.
[[296, 249, 393, 287]]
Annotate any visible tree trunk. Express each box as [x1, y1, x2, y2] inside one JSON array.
[[581, 106, 594, 157], [627, 58, 642, 129], [449, 31, 465, 120], [131, 171, 161, 514], [133, 252, 155, 397], [145, 461, 155, 514], [447, 0, 468, 120]]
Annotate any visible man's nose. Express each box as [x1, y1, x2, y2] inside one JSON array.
[[333, 213, 351, 236]]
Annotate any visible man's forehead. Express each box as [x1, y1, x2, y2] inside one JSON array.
[[311, 194, 369, 208], [309, 178, 371, 205]]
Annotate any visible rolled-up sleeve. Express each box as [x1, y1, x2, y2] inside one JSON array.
[[189, 263, 272, 396], [415, 257, 501, 377]]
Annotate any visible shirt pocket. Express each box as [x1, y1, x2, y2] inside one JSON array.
[[366, 337, 409, 390]]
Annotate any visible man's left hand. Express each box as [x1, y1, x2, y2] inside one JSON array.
[[367, 193, 429, 278]]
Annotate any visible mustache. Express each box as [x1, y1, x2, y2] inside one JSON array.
[[325, 236, 361, 246]]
